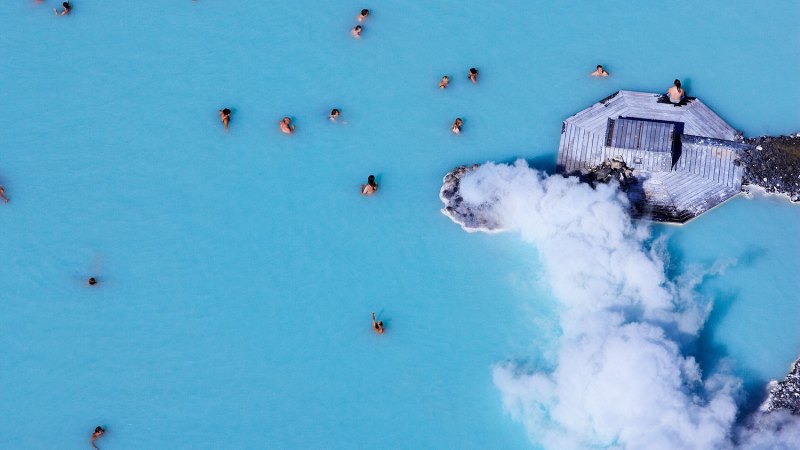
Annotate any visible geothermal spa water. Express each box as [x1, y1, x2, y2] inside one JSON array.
[[1, 1, 798, 448]]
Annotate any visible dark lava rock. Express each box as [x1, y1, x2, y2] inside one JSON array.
[[741, 133, 800, 202], [762, 355, 800, 415], [439, 164, 503, 232]]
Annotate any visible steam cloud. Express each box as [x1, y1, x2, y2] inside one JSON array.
[[453, 160, 799, 449]]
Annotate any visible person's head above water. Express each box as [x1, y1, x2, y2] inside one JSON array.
[[355, 25, 362, 30], [367, 175, 376, 186], [597, 65, 603, 70], [88, 277, 97, 285], [674, 79, 681, 88], [282, 117, 291, 123], [95, 426, 104, 433], [222, 108, 231, 115], [361, 9, 369, 16], [331, 108, 339, 116], [469, 68, 478, 74]]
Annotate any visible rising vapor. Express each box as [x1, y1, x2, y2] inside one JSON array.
[[442, 160, 799, 450]]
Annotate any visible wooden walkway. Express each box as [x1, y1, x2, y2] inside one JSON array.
[[556, 91, 747, 223]]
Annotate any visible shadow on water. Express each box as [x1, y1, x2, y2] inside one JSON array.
[[692, 290, 770, 422], [524, 154, 557, 174], [681, 246, 773, 423]]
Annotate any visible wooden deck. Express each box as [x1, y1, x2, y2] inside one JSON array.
[[556, 91, 747, 223]]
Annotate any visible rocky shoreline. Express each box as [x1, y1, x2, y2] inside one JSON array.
[[741, 133, 800, 202], [761, 355, 800, 415], [439, 164, 502, 232]]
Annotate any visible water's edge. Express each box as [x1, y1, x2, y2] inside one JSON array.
[[742, 133, 800, 202]]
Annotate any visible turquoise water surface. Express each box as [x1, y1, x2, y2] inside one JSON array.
[[1, 1, 798, 448]]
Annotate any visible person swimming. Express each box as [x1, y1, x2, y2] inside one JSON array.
[[0, 185, 8, 203], [439, 75, 450, 89], [88, 277, 97, 286], [54, 1, 71, 15], [361, 175, 378, 196], [468, 67, 478, 84], [451, 118, 463, 134], [351, 25, 362, 38], [358, 9, 369, 22], [219, 108, 231, 130], [667, 79, 685, 104], [372, 312, 384, 334], [591, 65, 609, 77], [329, 108, 340, 121], [91, 426, 105, 449], [279, 117, 295, 134]]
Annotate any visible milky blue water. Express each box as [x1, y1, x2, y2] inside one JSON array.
[[1, 1, 798, 448]]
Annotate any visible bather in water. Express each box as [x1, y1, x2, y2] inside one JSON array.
[[279, 117, 295, 134], [54, 1, 71, 15], [451, 118, 463, 134], [468, 67, 478, 84], [361, 175, 378, 196], [372, 312, 384, 334], [91, 426, 105, 449], [219, 108, 231, 130], [591, 65, 609, 77]]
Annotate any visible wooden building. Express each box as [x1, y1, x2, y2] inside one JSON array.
[[556, 90, 749, 223]]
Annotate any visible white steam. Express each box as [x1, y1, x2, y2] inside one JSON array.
[[454, 160, 797, 449]]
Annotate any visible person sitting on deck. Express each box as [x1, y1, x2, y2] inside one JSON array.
[[54, 1, 71, 15], [358, 9, 369, 22], [91, 426, 105, 449], [372, 312, 384, 334], [591, 65, 609, 77], [439, 75, 450, 89], [279, 117, 295, 134], [219, 108, 231, 130], [667, 79, 685, 104], [329, 108, 340, 121], [361, 175, 378, 195], [468, 67, 479, 84], [0, 185, 8, 203], [451, 118, 463, 134], [351, 25, 363, 39]]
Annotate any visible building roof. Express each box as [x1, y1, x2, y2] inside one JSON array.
[[556, 91, 748, 223], [607, 118, 675, 154]]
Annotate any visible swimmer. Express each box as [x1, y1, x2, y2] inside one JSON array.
[[372, 312, 384, 334], [351, 25, 362, 39], [439, 76, 450, 89], [88, 277, 97, 286], [468, 67, 478, 84], [358, 9, 369, 22], [329, 108, 340, 121], [451, 118, 463, 134], [279, 117, 295, 134], [219, 108, 231, 130], [54, 1, 71, 15], [667, 79, 685, 104], [361, 175, 378, 196], [591, 65, 609, 77], [0, 186, 8, 203], [91, 426, 105, 449]]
